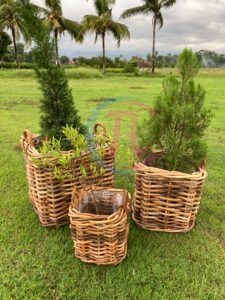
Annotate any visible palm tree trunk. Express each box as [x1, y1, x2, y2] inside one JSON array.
[[54, 29, 60, 67], [151, 16, 156, 74], [102, 31, 106, 73], [12, 28, 19, 68]]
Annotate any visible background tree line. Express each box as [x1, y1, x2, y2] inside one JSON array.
[[1, 42, 225, 70]]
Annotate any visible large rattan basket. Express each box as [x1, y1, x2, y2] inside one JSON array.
[[69, 187, 131, 265], [133, 163, 207, 233], [21, 124, 115, 227]]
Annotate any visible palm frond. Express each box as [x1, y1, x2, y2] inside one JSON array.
[[160, 0, 176, 8], [44, 0, 62, 12], [93, 0, 115, 16], [107, 20, 130, 46], [155, 11, 163, 28], [82, 15, 103, 33], [17, 19, 31, 45], [0, 3, 12, 14], [45, 17, 61, 30], [94, 32, 101, 43], [120, 5, 149, 19], [31, 3, 49, 15], [62, 18, 83, 43]]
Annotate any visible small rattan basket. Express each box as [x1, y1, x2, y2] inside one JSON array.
[[69, 187, 131, 265], [20, 124, 115, 227], [133, 163, 207, 233]]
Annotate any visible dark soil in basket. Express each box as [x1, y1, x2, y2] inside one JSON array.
[[78, 190, 123, 215]]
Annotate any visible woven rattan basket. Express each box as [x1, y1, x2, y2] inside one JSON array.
[[133, 163, 207, 233], [21, 124, 115, 227], [69, 187, 131, 265]]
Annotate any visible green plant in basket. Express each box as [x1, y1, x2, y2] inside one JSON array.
[[33, 126, 111, 182], [138, 48, 212, 173]]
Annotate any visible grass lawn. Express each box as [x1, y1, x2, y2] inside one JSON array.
[[0, 69, 225, 299]]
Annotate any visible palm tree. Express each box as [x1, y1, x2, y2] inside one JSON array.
[[0, 0, 30, 66], [121, 0, 176, 73], [38, 0, 83, 66], [82, 0, 130, 73]]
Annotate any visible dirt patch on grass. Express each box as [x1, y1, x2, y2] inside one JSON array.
[[0, 99, 38, 110], [129, 86, 145, 90], [212, 127, 225, 133], [0, 99, 38, 106], [85, 97, 109, 103], [14, 144, 22, 152]]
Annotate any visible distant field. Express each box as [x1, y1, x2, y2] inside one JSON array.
[[0, 67, 103, 79], [1, 67, 225, 79], [0, 72, 224, 299], [156, 67, 225, 76]]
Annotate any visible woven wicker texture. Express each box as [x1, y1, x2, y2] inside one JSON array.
[[21, 124, 115, 227], [69, 187, 131, 265], [133, 163, 207, 232]]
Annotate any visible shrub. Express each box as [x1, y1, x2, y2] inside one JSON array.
[[0, 62, 34, 69], [138, 49, 212, 173], [124, 61, 138, 73], [66, 67, 103, 79], [106, 68, 124, 73]]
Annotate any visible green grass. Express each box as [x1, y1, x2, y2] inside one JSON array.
[[0, 70, 225, 299]]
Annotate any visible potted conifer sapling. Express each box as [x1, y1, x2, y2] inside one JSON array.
[[133, 49, 212, 232], [21, 14, 115, 227]]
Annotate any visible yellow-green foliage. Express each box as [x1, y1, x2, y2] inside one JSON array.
[[35, 126, 110, 181]]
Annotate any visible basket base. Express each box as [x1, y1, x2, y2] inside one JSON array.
[[132, 213, 196, 233], [29, 197, 70, 227], [74, 248, 128, 265], [39, 218, 70, 228]]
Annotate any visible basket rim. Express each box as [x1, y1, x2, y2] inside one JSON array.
[[69, 187, 131, 220], [133, 163, 207, 180], [20, 123, 115, 160]]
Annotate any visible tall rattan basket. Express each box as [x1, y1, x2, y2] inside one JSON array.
[[21, 124, 115, 227], [133, 163, 207, 233], [69, 187, 131, 265]]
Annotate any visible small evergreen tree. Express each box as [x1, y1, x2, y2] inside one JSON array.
[[36, 65, 85, 139], [138, 48, 212, 173], [21, 1, 85, 140]]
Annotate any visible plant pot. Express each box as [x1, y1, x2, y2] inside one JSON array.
[[20, 123, 115, 227], [69, 187, 131, 265], [133, 163, 207, 233]]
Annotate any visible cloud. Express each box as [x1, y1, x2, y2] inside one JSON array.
[[31, 0, 225, 58]]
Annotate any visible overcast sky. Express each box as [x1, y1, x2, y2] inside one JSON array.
[[32, 0, 225, 58]]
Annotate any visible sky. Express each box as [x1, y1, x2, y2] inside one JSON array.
[[31, 0, 225, 59]]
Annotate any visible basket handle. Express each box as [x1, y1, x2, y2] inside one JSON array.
[[93, 123, 107, 136], [121, 190, 130, 213], [199, 159, 207, 178], [133, 162, 147, 171], [23, 129, 33, 145], [200, 159, 207, 171], [71, 186, 80, 208]]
